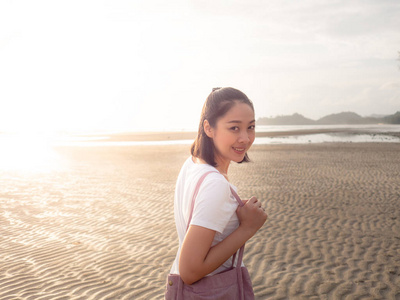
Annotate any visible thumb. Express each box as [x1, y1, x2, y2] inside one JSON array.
[[236, 199, 248, 212]]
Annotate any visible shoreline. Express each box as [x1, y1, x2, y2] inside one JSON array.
[[74, 127, 400, 142], [1, 125, 399, 144]]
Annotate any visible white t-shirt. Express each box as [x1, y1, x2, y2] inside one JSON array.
[[169, 157, 243, 276]]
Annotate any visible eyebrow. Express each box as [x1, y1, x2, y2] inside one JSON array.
[[226, 119, 256, 124]]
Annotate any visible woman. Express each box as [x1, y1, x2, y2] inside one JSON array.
[[167, 87, 267, 298]]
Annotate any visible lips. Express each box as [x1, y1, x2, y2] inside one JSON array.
[[232, 147, 246, 154]]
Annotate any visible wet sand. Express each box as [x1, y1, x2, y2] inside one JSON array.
[[1, 142, 400, 299]]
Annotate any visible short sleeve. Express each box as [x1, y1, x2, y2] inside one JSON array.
[[190, 175, 238, 234]]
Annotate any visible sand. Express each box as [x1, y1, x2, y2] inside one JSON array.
[[1, 142, 400, 299]]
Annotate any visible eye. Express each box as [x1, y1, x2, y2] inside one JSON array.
[[248, 125, 256, 130], [230, 126, 240, 131]]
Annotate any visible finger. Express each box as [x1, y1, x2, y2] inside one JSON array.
[[248, 197, 258, 204]]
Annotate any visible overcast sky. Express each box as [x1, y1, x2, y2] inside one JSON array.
[[1, 0, 399, 133]]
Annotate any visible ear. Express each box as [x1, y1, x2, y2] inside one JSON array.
[[203, 120, 214, 138]]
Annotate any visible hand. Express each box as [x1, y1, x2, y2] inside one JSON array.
[[236, 197, 267, 236]]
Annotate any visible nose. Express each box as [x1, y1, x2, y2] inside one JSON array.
[[238, 130, 250, 144]]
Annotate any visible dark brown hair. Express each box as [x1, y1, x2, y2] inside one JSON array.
[[191, 87, 254, 167]]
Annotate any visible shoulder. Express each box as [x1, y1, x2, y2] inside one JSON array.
[[190, 169, 238, 233], [197, 171, 232, 202], [195, 164, 226, 187], [180, 157, 231, 195], [201, 171, 227, 187], [184, 157, 223, 181]]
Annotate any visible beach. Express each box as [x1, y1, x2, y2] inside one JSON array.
[[1, 140, 400, 299]]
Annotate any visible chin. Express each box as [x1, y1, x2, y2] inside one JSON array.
[[232, 155, 246, 163]]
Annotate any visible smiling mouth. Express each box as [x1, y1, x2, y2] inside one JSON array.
[[232, 147, 246, 153]]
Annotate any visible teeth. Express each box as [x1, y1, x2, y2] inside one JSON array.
[[233, 147, 245, 151]]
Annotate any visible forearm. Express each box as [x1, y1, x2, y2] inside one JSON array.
[[182, 225, 255, 284], [203, 225, 254, 269]]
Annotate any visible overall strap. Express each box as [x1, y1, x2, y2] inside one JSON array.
[[230, 187, 244, 207], [186, 171, 219, 232], [229, 187, 245, 268], [186, 171, 246, 269]]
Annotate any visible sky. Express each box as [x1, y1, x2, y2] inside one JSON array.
[[0, 0, 399, 133]]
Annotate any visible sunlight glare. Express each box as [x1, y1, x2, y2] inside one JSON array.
[[0, 133, 62, 173]]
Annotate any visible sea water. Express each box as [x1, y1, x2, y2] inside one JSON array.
[[53, 124, 400, 146], [0, 125, 399, 148]]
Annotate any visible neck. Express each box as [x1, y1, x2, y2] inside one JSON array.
[[214, 155, 230, 178]]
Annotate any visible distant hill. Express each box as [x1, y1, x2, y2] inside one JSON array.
[[257, 113, 315, 125], [368, 114, 388, 119], [316, 112, 377, 125], [383, 111, 400, 124], [257, 111, 400, 125]]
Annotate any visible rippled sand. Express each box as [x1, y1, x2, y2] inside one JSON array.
[[1, 143, 400, 299]]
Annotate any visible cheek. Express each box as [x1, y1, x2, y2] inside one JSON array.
[[249, 132, 256, 145], [214, 132, 234, 148], [218, 136, 231, 147]]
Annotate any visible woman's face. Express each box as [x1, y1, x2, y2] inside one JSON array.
[[206, 101, 256, 167]]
